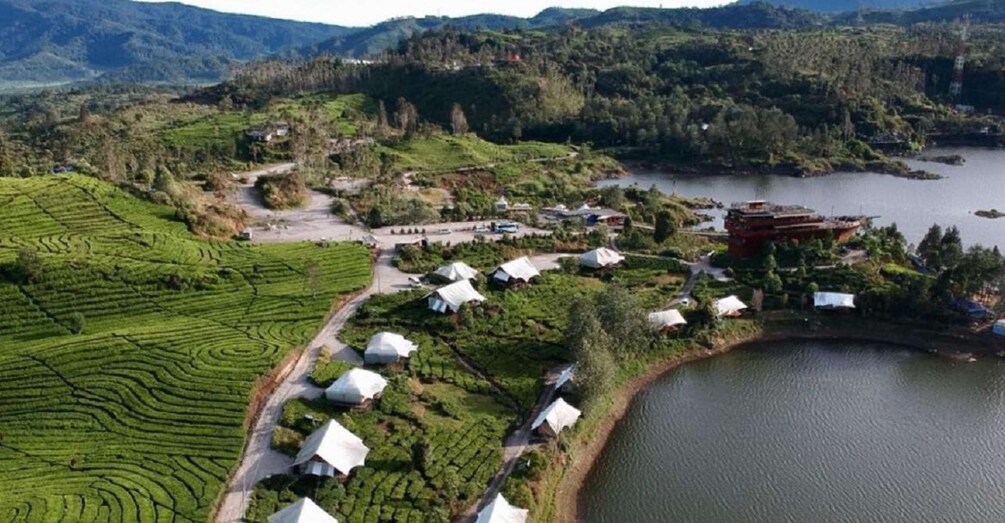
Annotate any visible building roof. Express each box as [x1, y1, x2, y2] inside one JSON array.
[[531, 397, 581, 434], [427, 280, 487, 313], [580, 248, 625, 269], [433, 262, 480, 282], [715, 295, 748, 317], [492, 257, 541, 283], [268, 498, 338, 523], [365, 332, 418, 360], [648, 309, 688, 329], [325, 368, 388, 404], [814, 292, 856, 309], [293, 420, 368, 476], [475, 494, 529, 523]]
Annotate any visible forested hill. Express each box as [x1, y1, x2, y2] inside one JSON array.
[[0, 0, 350, 85], [738, 0, 940, 12]]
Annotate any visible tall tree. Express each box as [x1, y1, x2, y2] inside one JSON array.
[[450, 103, 469, 135], [395, 98, 419, 138], [653, 211, 675, 243], [917, 224, 943, 269]]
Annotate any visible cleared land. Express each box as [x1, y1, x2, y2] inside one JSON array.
[[0, 175, 371, 521]]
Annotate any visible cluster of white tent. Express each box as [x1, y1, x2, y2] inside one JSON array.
[[715, 295, 748, 317], [293, 419, 369, 478], [532, 397, 582, 438], [427, 279, 486, 313], [648, 308, 687, 331], [476, 493, 529, 523], [364, 332, 418, 364], [579, 248, 625, 270], [491, 257, 541, 285], [325, 368, 388, 405], [269, 498, 338, 523], [813, 292, 856, 310], [433, 261, 480, 283]]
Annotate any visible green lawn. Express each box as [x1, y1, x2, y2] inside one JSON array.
[[378, 134, 572, 173], [0, 174, 372, 521]]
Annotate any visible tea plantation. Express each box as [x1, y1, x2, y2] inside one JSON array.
[[0, 175, 372, 522]]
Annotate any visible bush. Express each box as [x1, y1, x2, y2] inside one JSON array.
[[67, 312, 85, 335], [309, 358, 355, 387]]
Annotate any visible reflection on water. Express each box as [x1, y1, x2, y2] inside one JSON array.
[[581, 341, 1005, 523], [598, 147, 1005, 248]]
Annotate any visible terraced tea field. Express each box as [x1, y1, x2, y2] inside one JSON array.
[[0, 175, 371, 522]]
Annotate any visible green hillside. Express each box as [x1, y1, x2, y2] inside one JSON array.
[[0, 175, 371, 520]]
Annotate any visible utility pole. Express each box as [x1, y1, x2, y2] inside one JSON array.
[[949, 14, 971, 101]]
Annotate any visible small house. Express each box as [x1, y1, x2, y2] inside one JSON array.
[[715, 296, 748, 318], [509, 203, 533, 213], [268, 498, 338, 523], [495, 196, 509, 212], [475, 494, 528, 523], [580, 248, 625, 270], [994, 320, 1005, 337], [433, 262, 480, 283], [531, 398, 581, 438], [491, 257, 541, 287], [325, 368, 388, 406], [293, 420, 368, 478], [246, 127, 275, 142], [427, 280, 486, 314], [364, 332, 418, 364], [648, 309, 688, 333], [237, 228, 253, 241], [814, 292, 856, 310], [272, 121, 291, 137]]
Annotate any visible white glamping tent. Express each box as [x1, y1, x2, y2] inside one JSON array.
[[433, 262, 480, 282], [531, 398, 582, 438], [491, 257, 541, 285], [648, 309, 688, 332], [268, 498, 339, 523], [364, 332, 418, 364], [427, 280, 487, 314], [580, 248, 625, 269], [475, 494, 528, 523], [814, 292, 856, 310], [715, 295, 748, 317], [325, 369, 388, 406], [293, 420, 368, 478]]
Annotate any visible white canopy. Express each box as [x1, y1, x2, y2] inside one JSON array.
[[364, 332, 418, 364], [268, 498, 338, 523], [715, 295, 748, 317], [434, 262, 480, 282], [648, 309, 687, 329], [293, 420, 368, 476], [532, 397, 581, 435], [475, 494, 528, 523], [580, 248, 625, 269], [492, 257, 541, 284], [994, 320, 1005, 336], [427, 280, 487, 313], [325, 368, 388, 405], [554, 366, 575, 390], [814, 292, 856, 309]]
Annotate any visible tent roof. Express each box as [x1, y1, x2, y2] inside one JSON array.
[[475, 494, 529, 523], [580, 248, 625, 269], [325, 369, 388, 401], [268, 498, 338, 523], [365, 332, 418, 359], [427, 280, 487, 312], [531, 397, 581, 434], [493, 257, 541, 282], [293, 420, 369, 475], [814, 292, 856, 309], [715, 295, 748, 317], [554, 366, 575, 390], [648, 309, 687, 328], [434, 262, 480, 282]]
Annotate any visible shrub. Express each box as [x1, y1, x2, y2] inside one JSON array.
[[309, 358, 355, 387], [67, 312, 85, 335]]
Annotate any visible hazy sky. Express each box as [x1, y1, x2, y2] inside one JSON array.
[[135, 1, 729, 27]]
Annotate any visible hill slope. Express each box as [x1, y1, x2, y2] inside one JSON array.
[[0, 0, 350, 84], [738, 0, 941, 13], [0, 174, 371, 520]]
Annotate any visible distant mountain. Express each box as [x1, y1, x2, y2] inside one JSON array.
[[578, 3, 824, 29], [305, 8, 600, 58], [737, 0, 940, 13], [836, 0, 1005, 23], [0, 0, 351, 84]]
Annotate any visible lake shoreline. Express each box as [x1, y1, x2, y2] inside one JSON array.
[[552, 314, 997, 522]]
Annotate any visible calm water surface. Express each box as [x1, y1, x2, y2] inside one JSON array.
[[581, 341, 1005, 523], [598, 147, 1005, 247]]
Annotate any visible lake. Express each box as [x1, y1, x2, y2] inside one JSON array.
[[580, 341, 1005, 523], [597, 147, 1005, 248]]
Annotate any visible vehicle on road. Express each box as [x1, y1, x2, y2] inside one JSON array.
[[473, 225, 490, 233], [435, 228, 451, 235]]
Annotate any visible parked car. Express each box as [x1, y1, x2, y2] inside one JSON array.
[[435, 228, 451, 235], [473, 225, 490, 233]]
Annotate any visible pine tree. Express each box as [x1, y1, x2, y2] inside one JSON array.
[[450, 103, 469, 135]]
